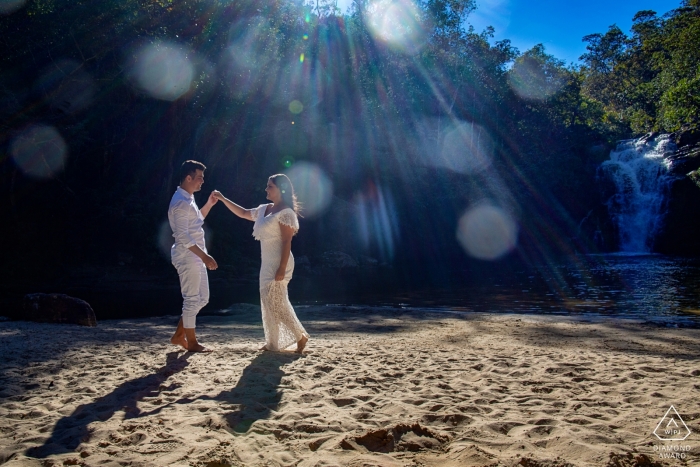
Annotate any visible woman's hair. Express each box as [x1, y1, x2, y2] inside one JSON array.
[[269, 173, 302, 216]]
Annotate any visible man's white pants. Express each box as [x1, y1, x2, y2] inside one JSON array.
[[174, 260, 209, 329]]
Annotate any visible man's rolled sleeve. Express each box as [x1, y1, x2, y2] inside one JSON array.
[[172, 201, 197, 249]]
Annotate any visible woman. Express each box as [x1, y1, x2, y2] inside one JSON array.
[[213, 174, 309, 353]]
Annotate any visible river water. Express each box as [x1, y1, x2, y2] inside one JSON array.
[[317, 254, 700, 328], [7, 254, 699, 328]]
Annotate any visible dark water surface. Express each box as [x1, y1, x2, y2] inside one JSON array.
[[4, 254, 700, 328], [315, 254, 700, 328]]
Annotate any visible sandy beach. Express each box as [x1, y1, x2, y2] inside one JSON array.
[[0, 304, 699, 467]]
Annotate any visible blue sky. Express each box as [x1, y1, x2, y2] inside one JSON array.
[[465, 0, 683, 64], [336, 0, 683, 64]]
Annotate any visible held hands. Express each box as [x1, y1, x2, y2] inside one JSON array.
[[208, 191, 220, 205]]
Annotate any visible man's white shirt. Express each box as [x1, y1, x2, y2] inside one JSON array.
[[168, 187, 206, 261]]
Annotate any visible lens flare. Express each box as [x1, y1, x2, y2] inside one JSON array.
[[35, 59, 96, 114], [354, 183, 399, 261], [456, 204, 518, 260], [282, 156, 295, 168], [508, 57, 564, 101], [223, 16, 280, 98], [289, 100, 304, 114], [285, 162, 333, 218], [274, 121, 309, 157], [366, 0, 427, 54], [128, 42, 194, 101], [10, 125, 67, 179], [157, 221, 175, 259], [440, 122, 494, 174], [0, 0, 25, 14]]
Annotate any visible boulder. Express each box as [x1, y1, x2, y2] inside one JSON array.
[[23, 293, 97, 326], [666, 145, 700, 176], [674, 125, 700, 148], [358, 255, 379, 267], [320, 251, 358, 268]]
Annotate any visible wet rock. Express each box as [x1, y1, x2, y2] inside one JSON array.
[[652, 176, 700, 255], [23, 293, 97, 326], [674, 125, 700, 148], [689, 169, 700, 189], [639, 131, 660, 145], [576, 204, 619, 253], [666, 145, 700, 176]]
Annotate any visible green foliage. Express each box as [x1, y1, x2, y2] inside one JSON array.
[[580, 2, 700, 134], [1, 0, 697, 277], [659, 74, 700, 130]]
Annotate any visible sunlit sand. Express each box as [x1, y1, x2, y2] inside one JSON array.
[[1, 305, 698, 466]]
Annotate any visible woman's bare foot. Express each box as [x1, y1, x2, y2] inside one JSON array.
[[295, 335, 308, 354], [259, 344, 269, 351], [171, 333, 188, 351]]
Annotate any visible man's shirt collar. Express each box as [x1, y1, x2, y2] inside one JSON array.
[[176, 186, 193, 200]]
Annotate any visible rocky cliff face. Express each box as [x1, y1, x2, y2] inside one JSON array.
[[582, 126, 700, 255], [654, 126, 700, 255]]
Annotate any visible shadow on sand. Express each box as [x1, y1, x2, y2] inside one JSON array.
[[209, 351, 303, 433], [139, 351, 303, 434], [27, 351, 191, 458]]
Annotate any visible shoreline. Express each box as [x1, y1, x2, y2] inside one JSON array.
[[1, 305, 699, 466]]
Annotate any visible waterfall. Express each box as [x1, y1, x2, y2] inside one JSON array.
[[600, 135, 676, 253]]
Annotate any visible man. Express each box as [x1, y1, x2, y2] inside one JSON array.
[[168, 160, 218, 352]]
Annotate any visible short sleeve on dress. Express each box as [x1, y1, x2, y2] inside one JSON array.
[[277, 209, 299, 234], [250, 204, 268, 221]]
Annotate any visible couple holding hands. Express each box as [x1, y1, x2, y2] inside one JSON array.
[[167, 160, 309, 354]]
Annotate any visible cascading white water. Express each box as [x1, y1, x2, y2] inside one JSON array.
[[600, 135, 676, 253]]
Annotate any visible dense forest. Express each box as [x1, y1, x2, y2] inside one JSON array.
[[1, 0, 699, 312]]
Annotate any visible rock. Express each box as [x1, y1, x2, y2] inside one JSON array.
[[23, 293, 97, 326], [320, 251, 358, 268], [358, 255, 379, 267], [666, 145, 700, 176], [593, 131, 700, 256], [652, 177, 700, 255], [689, 168, 700, 189], [639, 131, 659, 145], [674, 125, 700, 148]]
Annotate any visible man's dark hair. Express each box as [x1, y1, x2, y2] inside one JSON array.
[[180, 160, 206, 184]]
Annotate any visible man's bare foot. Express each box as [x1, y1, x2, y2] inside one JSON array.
[[187, 343, 213, 353], [295, 335, 308, 354], [171, 318, 188, 350], [171, 334, 188, 350]]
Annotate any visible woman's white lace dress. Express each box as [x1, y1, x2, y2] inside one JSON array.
[[251, 204, 309, 351]]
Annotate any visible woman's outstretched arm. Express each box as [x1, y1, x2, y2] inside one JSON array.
[[211, 190, 255, 221]]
